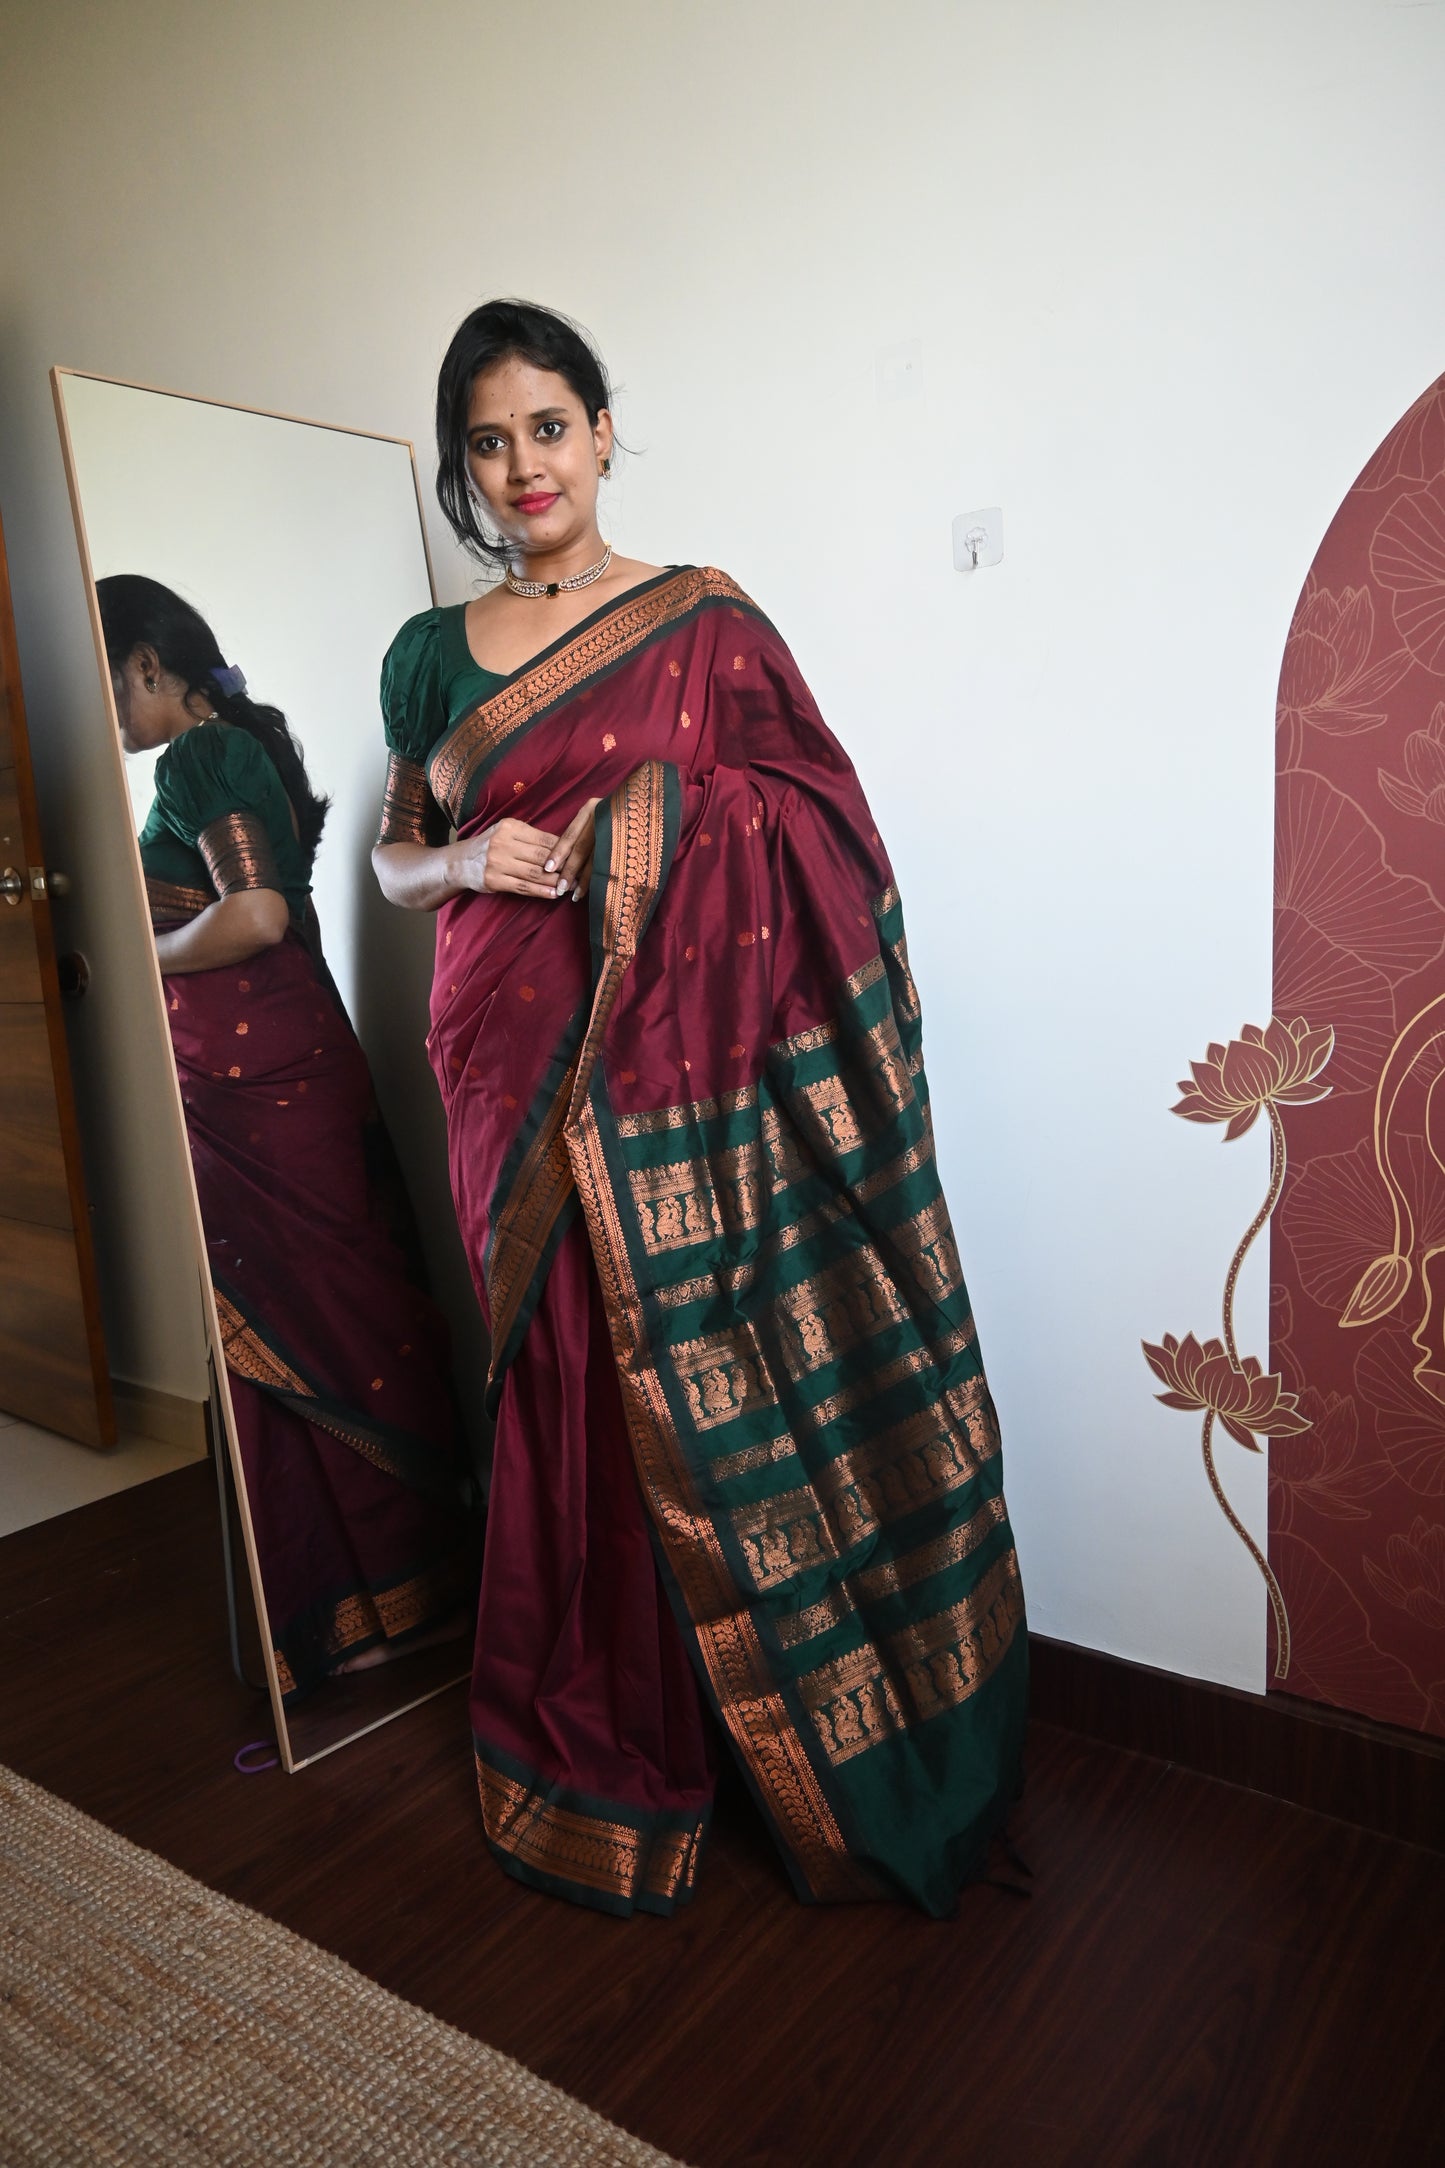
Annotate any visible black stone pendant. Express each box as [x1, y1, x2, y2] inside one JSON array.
[[546, 583, 559, 598]]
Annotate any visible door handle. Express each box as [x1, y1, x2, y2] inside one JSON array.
[[2, 867, 71, 904]]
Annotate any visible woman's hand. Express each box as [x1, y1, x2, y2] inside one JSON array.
[[545, 798, 602, 903], [372, 808, 597, 913], [452, 817, 566, 899]]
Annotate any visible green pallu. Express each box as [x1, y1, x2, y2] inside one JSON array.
[[567, 852, 1028, 1916]]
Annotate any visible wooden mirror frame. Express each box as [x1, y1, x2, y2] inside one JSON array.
[[51, 365, 469, 1771]]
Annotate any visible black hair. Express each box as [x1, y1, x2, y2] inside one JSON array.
[[434, 298, 613, 565], [96, 573, 329, 857]]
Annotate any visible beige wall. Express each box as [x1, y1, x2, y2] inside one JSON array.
[[2, 0, 1443, 1686]]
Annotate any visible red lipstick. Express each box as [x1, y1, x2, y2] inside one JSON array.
[[513, 492, 560, 516]]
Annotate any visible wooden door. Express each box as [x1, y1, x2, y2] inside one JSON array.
[[0, 509, 115, 1448]]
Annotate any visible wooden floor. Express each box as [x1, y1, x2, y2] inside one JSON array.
[[1, 1463, 1442, 2168]]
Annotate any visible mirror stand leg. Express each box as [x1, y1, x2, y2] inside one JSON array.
[[208, 1355, 269, 1695]]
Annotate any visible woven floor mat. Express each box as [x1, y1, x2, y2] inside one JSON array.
[[0, 1763, 691, 2166]]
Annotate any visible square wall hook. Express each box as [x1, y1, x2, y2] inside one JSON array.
[[952, 508, 1003, 571]]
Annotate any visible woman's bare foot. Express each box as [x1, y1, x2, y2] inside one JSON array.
[[332, 1610, 471, 1676]]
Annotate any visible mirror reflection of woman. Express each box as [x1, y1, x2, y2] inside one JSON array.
[[100, 575, 472, 1702], [374, 302, 1027, 1918]]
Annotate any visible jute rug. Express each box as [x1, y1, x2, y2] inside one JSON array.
[[0, 1764, 691, 2166]]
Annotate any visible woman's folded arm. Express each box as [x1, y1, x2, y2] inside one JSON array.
[[154, 887, 290, 973]]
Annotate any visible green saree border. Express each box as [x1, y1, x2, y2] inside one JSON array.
[[273, 1550, 471, 1703], [473, 1736, 708, 1919], [556, 784, 1027, 1907], [560, 762, 874, 1901], [569, 1064, 875, 1902], [428, 567, 770, 826], [212, 1275, 461, 1508], [477, 757, 682, 1407], [481, 1009, 585, 1408], [585, 761, 682, 1030]]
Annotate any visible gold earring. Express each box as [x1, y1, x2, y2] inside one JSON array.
[[145, 675, 158, 692]]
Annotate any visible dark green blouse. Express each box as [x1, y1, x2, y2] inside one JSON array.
[[380, 603, 509, 769], [138, 721, 311, 921]]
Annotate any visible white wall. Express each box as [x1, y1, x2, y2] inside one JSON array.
[[2, 0, 1443, 1689]]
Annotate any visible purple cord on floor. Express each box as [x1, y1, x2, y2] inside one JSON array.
[[233, 1740, 279, 1774]]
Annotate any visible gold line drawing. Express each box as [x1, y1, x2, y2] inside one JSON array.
[[1336, 991, 1445, 1411], [1143, 1016, 1335, 1678]]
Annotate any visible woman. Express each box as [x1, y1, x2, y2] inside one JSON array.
[[374, 301, 1026, 1917], [101, 575, 471, 1702]]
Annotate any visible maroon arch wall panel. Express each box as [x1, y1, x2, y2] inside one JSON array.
[[1271, 373, 1445, 1735]]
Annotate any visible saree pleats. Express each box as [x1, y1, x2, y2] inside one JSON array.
[[165, 931, 470, 1697], [473, 1216, 714, 1915], [421, 568, 1026, 1915]]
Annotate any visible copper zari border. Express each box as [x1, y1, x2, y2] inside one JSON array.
[[559, 766, 867, 1900], [215, 1288, 310, 1395], [294, 1399, 455, 1500], [554, 788, 1019, 1895], [318, 1565, 458, 1660], [481, 757, 678, 1393], [569, 1087, 867, 1900], [146, 872, 211, 924], [484, 1038, 582, 1394], [475, 1747, 704, 1911], [217, 1290, 458, 1501], [274, 1559, 468, 1701], [429, 566, 757, 821]]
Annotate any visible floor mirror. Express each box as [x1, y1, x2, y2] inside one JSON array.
[[52, 368, 477, 1770]]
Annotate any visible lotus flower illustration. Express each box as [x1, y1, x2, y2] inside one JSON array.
[[1143, 1333, 1311, 1450], [1276, 583, 1411, 736], [1172, 1017, 1335, 1140], [1340, 1250, 1413, 1328], [1362, 1517, 1445, 1632], [1378, 703, 1445, 826], [1148, 1010, 1336, 1680], [1271, 1387, 1390, 1525]]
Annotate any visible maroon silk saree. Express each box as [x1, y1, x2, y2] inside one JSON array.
[[404, 568, 1026, 1916], [158, 924, 471, 1699]]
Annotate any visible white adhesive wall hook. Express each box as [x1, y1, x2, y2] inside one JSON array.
[[952, 508, 1004, 573]]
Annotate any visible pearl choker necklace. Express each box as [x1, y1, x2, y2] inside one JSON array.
[[504, 544, 613, 600]]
